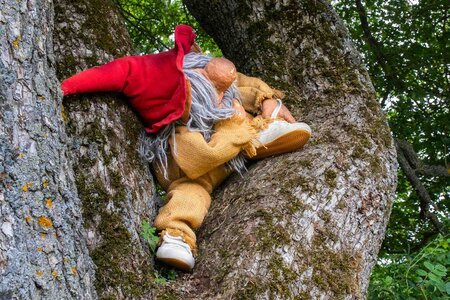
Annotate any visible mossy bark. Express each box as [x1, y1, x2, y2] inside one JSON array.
[[0, 0, 96, 298], [2, 0, 397, 298], [53, 0, 157, 298], [177, 1, 398, 299]]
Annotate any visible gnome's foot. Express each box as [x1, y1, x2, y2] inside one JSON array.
[[156, 233, 195, 271], [252, 99, 311, 159], [254, 120, 311, 159]]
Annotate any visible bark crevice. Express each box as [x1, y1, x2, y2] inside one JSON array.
[[176, 0, 398, 298]]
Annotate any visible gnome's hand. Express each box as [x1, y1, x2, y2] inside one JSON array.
[[261, 98, 296, 123], [233, 99, 247, 118]]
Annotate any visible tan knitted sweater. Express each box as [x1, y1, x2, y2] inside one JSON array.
[[168, 73, 282, 180], [170, 116, 259, 179]]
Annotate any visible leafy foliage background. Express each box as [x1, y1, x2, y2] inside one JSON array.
[[114, 0, 449, 298], [115, 0, 221, 56], [333, 0, 449, 254]]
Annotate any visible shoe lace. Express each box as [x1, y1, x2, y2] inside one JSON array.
[[163, 234, 192, 253], [270, 99, 283, 119]]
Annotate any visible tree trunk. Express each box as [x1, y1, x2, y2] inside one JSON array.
[[1, 0, 398, 299], [53, 0, 157, 299], [1, 0, 157, 299], [171, 1, 398, 299], [0, 1, 96, 298]]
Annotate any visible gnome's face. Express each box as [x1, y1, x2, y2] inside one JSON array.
[[195, 57, 237, 107]]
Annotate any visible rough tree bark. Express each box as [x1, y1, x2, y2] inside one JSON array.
[[0, 1, 96, 298], [1, 0, 158, 299], [52, 0, 158, 299], [166, 0, 397, 299], [1, 0, 398, 299]]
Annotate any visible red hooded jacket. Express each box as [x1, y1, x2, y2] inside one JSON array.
[[61, 25, 196, 133]]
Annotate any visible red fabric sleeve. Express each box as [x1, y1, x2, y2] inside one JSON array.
[[61, 57, 131, 96]]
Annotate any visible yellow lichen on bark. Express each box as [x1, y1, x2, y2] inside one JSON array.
[[22, 182, 33, 192], [38, 216, 53, 228], [12, 35, 21, 49], [61, 105, 69, 124], [46, 198, 53, 208]]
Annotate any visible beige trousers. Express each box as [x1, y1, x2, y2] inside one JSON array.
[[153, 157, 231, 254]]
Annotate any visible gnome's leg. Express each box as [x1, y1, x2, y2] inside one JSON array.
[[154, 166, 231, 253]]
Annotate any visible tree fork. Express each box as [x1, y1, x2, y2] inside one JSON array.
[[1, 0, 399, 298], [180, 0, 398, 298]]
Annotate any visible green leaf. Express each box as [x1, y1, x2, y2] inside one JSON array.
[[415, 268, 428, 277], [423, 261, 435, 272], [140, 220, 160, 253], [432, 264, 447, 276], [413, 276, 424, 284], [427, 272, 443, 283], [431, 269, 447, 277], [434, 281, 446, 293], [445, 282, 450, 295]]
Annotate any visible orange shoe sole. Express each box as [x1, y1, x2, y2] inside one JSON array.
[[156, 257, 193, 272], [251, 129, 311, 160]]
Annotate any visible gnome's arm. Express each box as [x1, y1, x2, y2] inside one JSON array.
[[236, 72, 285, 114], [170, 116, 259, 179], [237, 72, 295, 122], [61, 57, 131, 96]]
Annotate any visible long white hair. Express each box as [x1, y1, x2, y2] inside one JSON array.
[[139, 53, 247, 179]]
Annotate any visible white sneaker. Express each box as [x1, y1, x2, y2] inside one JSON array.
[[258, 120, 311, 145], [255, 99, 311, 158], [156, 234, 195, 271]]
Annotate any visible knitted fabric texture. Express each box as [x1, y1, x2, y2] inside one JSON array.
[[237, 72, 285, 114], [154, 166, 231, 254], [169, 115, 260, 180], [250, 115, 273, 131]]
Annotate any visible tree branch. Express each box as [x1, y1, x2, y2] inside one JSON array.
[[354, 0, 404, 92], [395, 139, 446, 233], [416, 165, 450, 178], [396, 139, 449, 178]]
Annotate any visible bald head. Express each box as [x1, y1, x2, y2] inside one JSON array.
[[204, 57, 237, 93]]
